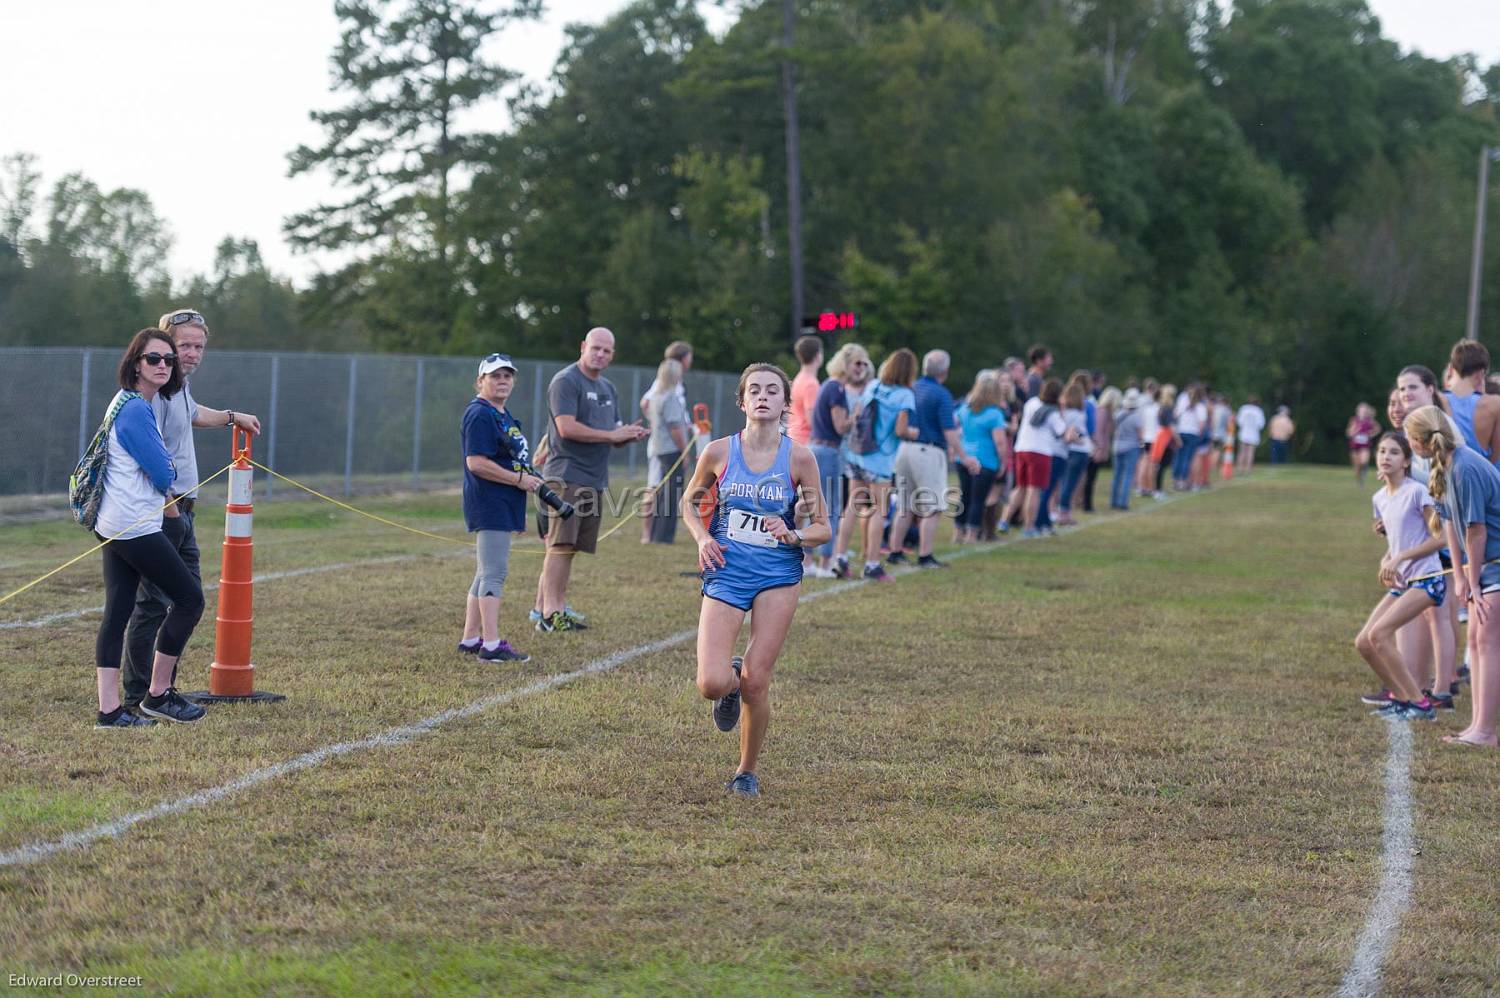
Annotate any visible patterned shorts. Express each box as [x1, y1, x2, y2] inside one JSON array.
[[1389, 575, 1446, 607]]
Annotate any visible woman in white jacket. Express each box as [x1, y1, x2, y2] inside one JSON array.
[[92, 329, 206, 728]]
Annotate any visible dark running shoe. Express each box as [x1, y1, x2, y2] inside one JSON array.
[[458, 640, 483, 655], [713, 657, 743, 732], [1400, 699, 1438, 722], [1360, 688, 1394, 706], [479, 640, 530, 663], [1425, 689, 1456, 711], [886, 551, 909, 566], [917, 554, 947, 569], [95, 708, 155, 729], [726, 771, 760, 797], [1458, 664, 1471, 685], [538, 611, 576, 633], [863, 565, 894, 583], [139, 688, 206, 724], [833, 558, 851, 580], [560, 610, 589, 630]]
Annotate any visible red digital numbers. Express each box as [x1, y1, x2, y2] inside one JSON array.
[[815, 311, 858, 332]]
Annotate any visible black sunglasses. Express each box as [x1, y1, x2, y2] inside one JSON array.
[[164, 310, 204, 327], [142, 352, 178, 367]]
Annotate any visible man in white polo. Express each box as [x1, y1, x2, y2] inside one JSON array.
[[122, 308, 261, 711]]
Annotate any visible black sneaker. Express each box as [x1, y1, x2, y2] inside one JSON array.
[[457, 640, 483, 655], [560, 610, 589, 630], [1458, 665, 1471, 685], [726, 771, 760, 797], [1425, 689, 1456, 711], [917, 554, 947, 568], [1449, 681, 1463, 698], [479, 640, 530, 663], [95, 707, 156, 729], [832, 558, 850, 580], [1359, 688, 1393, 706], [713, 657, 743, 732], [862, 564, 894, 583], [139, 688, 206, 724], [537, 611, 576, 633], [886, 551, 909, 565]]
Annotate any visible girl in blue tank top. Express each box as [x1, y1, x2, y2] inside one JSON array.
[[702, 432, 804, 605], [680, 363, 832, 798]]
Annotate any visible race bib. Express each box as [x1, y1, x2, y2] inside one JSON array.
[[726, 509, 780, 547]]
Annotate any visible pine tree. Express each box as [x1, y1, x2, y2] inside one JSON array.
[[285, 0, 541, 345]]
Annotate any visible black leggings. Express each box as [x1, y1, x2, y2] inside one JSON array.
[[96, 531, 204, 670], [1155, 444, 1176, 492], [954, 464, 997, 530]]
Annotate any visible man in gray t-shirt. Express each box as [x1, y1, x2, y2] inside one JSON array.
[[535, 327, 648, 632], [544, 362, 622, 489]]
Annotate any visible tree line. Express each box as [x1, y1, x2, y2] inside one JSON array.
[[2, 0, 1499, 460]]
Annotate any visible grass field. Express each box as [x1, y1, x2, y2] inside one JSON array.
[[1, 466, 1497, 995]]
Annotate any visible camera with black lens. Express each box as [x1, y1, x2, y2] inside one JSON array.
[[535, 480, 575, 520]]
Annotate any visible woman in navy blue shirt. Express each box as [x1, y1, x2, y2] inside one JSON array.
[[458, 354, 543, 663]]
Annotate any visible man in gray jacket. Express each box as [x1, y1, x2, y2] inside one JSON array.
[[122, 308, 260, 710]]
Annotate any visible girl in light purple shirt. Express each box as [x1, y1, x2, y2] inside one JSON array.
[[1353, 432, 1444, 720]]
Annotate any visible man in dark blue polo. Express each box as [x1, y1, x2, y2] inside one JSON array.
[[888, 349, 979, 568]]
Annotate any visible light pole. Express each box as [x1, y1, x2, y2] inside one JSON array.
[[1465, 144, 1500, 341], [781, 0, 804, 345]]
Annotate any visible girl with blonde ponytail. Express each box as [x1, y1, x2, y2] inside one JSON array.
[[1406, 404, 1500, 746]]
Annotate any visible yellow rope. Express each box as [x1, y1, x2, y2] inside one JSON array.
[[3, 445, 702, 613], [592, 445, 694, 544], [0, 462, 235, 609], [248, 460, 474, 548]]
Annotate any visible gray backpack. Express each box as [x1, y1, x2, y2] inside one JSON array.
[[851, 390, 881, 455]]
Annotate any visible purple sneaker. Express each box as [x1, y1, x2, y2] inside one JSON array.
[[479, 640, 530, 663]]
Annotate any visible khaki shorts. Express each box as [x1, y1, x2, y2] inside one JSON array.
[[894, 442, 949, 517], [544, 483, 603, 553]]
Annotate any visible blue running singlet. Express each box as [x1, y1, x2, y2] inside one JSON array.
[[701, 432, 804, 611], [1444, 391, 1492, 462]]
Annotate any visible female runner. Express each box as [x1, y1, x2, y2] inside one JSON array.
[[681, 363, 832, 796], [1347, 403, 1377, 485]]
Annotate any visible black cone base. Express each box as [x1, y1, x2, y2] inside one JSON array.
[[182, 690, 286, 704]]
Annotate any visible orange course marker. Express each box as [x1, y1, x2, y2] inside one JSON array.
[[195, 428, 284, 703]]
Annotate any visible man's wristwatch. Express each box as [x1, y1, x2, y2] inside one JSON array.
[[792, 528, 805, 546], [226, 410, 236, 428]]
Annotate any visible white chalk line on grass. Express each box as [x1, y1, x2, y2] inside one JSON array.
[[1335, 721, 1415, 998], [0, 486, 1209, 871], [0, 551, 472, 631]]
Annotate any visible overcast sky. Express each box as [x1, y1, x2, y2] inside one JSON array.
[[0, 0, 1494, 289]]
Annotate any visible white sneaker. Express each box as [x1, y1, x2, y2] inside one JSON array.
[[806, 565, 836, 579]]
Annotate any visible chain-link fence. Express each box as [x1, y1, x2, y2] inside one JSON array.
[[0, 347, 745, 506]]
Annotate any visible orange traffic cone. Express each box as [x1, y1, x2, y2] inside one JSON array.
[[1220, 443, 1234, 481], [189, 428, 284, 704]]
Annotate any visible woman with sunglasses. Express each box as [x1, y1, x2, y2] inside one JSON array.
[[92, 329, 207, 728], [808, 343, 865, 576]]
